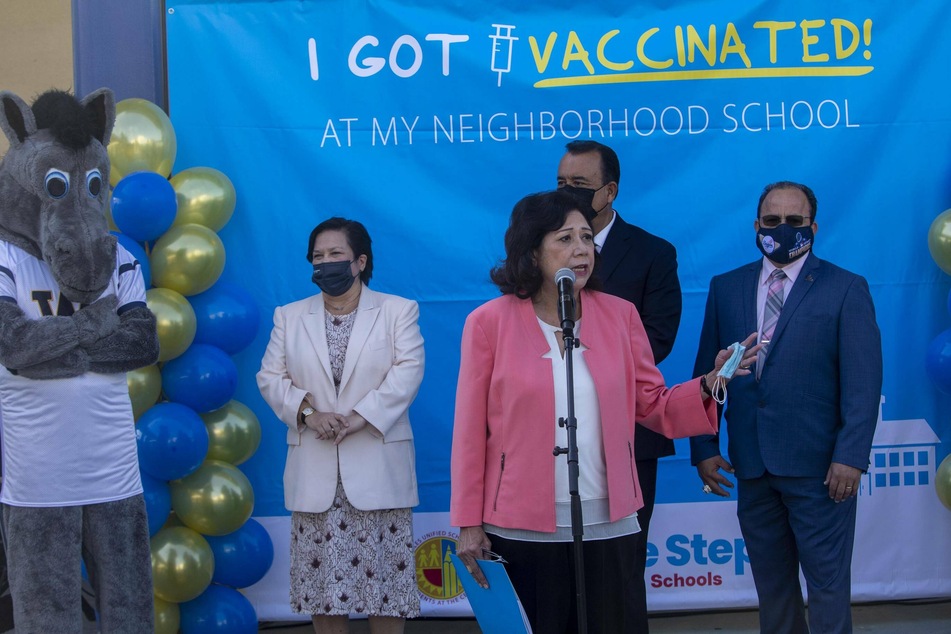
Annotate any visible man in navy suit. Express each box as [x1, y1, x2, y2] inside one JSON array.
[[558, 140, 682, 632], [691, 181, 882, 634]]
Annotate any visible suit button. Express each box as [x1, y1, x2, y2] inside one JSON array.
[[758, 401, 765, 408]]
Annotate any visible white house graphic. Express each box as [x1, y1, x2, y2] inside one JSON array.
[[861, 396, 940, 496]]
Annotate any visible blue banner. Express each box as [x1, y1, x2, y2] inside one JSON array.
[[166, 0, 951, 615]]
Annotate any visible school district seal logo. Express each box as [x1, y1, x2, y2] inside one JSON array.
[[414, 532, 464, 601]]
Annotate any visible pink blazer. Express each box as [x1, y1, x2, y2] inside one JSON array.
[[450, 290, 717, 532]]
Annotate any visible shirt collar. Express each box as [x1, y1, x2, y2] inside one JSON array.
[[593, 209, 617, 252], [760, 254, 808, 286]]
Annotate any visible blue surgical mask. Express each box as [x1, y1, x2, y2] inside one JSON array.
[[756, 223, 813, 265], [712, 342, 747, 404]]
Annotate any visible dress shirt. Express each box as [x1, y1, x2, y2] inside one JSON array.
[[756, 255, 807, 339]]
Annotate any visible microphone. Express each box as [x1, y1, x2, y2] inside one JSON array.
[[555, 268, 576, 330]]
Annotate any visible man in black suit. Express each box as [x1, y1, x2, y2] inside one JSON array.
[[558, 140, 682, 632]]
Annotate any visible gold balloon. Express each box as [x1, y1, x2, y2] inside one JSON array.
[[201, 400, 262, 466], [170, 460, 254, 536], [170, 167, 237, 232], [935, 454, 951, 511], [127, 364, 162, 420], [928, 209, 951, 275], [108, 98, 177, 186], [150, 526, 214, 603], [150, 224, 225, 296], [154, 596, 180, 634], [162, 511, 185, 530], [146, 287, 196, 362]]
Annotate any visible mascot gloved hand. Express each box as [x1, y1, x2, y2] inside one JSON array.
[[0, 88, 158, 632]]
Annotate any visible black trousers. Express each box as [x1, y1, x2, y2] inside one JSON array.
[[632, 457, 660, 632], [489, 531, 642, 634]]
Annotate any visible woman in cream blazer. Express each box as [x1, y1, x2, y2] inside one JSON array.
[[258, 217, 424, 634]]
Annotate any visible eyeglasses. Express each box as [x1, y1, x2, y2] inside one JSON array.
[[759, 214, 813, 228]]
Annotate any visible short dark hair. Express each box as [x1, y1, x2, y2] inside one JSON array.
[[757, 181, 818, 220], [306, 217, 373, 284], [490, 190, 601, 298], [565, 140, 621, 187]]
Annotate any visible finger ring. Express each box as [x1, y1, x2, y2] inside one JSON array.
[[845, 485, 853, 490], [702, 484, 712, 494]]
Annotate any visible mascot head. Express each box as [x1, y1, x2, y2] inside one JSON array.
[[0, 88, 117, 305]]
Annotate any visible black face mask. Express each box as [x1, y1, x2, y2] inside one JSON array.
[[756, 223, 814, 265], [312, 260, 356, 296], [559, 184, 607, 221]]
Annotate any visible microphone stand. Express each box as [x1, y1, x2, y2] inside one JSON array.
[[553, 292, 588, 634]]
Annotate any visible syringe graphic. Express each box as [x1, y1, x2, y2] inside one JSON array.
[[489, 24, 518, 87]]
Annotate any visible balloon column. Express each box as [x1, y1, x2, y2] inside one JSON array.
[[926, 210, 951, 511], [109, 98, 271, 634]]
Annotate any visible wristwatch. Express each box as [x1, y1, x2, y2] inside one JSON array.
[[300, 406, 316, 425]]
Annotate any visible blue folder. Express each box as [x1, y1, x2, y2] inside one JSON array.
[[449, 553, 532, 634]]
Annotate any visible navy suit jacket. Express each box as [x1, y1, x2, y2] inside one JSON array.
[[599, 212, 682, 460], [690, 253, 882, 478]]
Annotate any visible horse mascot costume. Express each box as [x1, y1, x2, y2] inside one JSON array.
[[0, 88, 158, 632]]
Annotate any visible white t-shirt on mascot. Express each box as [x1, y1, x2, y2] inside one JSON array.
[[0, 241, 145, 507]]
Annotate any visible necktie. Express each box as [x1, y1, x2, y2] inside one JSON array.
[[757, 269, 787, 379]]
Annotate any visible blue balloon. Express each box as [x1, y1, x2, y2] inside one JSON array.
[[189, 283, 260, 355], [112, 231, 152, 288], [111, 171, 177, 242], [926, 328, 951, 394], [141, 472, 172, 536], [136, 402, 209, 480], [179, 584, 257, 634], [161, 344, 238, 413], [205, 518, 274, 588]]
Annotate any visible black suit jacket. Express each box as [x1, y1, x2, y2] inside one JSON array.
[[598, 212, 682, 459]]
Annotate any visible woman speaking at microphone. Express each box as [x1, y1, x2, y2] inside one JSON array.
[[450, 191, 757, 633]]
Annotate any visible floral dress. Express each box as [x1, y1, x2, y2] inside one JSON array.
[[289, 308, 419, 618]]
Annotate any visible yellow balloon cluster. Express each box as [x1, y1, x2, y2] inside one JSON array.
[[146, 287, 196, 362], [171, 167, 237, 232], [110, 98, 266, 616], [150, 526, 214, 603], [127, 364, 162, 420], [928, 209, 951, 275], [151, 224, 226, 296], [170, 460, 254, 536], [108, 98, 177, 186], [201, 400, 262, 466]]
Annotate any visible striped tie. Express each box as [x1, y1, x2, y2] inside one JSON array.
[[757, 269, 787, 379]]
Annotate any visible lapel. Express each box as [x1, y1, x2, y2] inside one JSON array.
[[338, 285, 381, 392], [516, 295, 555, 358], [741, 261, 761, 337], [597, 212, 633, 282], [301, 294, 334, 386], [768, 253, 820, 353], [577, 290, 611, 372]]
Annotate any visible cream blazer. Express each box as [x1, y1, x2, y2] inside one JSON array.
[[257, 285, 424, 513]]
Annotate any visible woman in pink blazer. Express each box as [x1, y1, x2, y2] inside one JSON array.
[[258, 218, 424, 634], [450, 192, 757, 634]]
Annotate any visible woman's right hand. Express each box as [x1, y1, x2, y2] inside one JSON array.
[[301, 409, 347, 441], [457, 526, 492, 589]]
